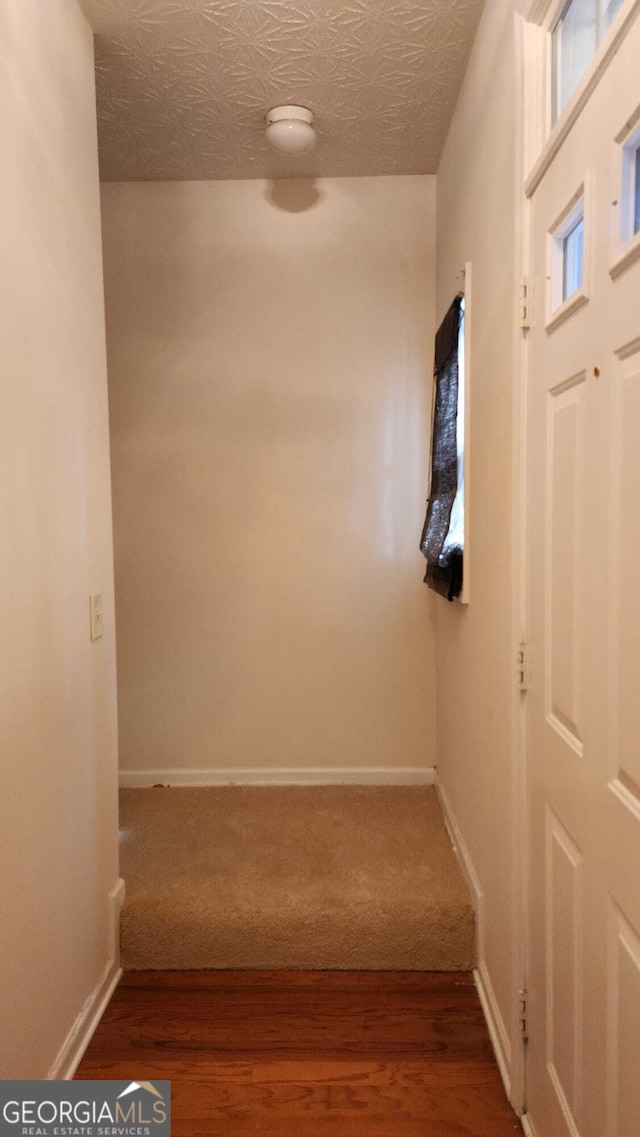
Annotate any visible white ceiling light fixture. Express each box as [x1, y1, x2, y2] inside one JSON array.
[[265, 105, 316, 157]]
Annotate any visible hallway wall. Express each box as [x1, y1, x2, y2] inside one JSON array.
[[0, 0, 120, 1077], [434, 0, 520, 1093], [101, 176, 437, 781]]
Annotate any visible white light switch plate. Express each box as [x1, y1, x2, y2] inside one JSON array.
[[89, 592, 104, 642]]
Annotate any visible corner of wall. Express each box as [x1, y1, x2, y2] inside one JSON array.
[[434, 772, 513, 1100]]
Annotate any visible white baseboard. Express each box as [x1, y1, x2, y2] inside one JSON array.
[[474, 962, 512, 1101], [521, 1114, 537, 1137], [119, 766, 436, 788], [434, 772, 513, 1101], [48, 877, 125, 1080], [433, 771, 484, 952]]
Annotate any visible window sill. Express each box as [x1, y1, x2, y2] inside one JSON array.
[[610, 229, 640, 279], [545, 288, 589, 334]]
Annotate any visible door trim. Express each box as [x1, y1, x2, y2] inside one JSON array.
[[509, 12, 533, 1117]]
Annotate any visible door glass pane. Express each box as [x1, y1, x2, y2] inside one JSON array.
[[600, 0, 624, 33], [563, 216, 584, 300], [553, 0, 597, 120], [553, 0, 624, 121]]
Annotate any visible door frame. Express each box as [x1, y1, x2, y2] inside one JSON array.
[[513, 0, 640, 1128], [508, 8, 534, 1119]]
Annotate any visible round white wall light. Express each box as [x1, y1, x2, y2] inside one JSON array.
[[265, 105, 316, 157]]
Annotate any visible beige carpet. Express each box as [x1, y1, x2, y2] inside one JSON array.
[[119, 785, 475, 971]]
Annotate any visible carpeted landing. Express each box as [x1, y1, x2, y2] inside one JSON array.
[[119, 785, 476, 971]]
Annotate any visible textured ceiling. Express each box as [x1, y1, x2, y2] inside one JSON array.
[[78, 0, 485, 182]]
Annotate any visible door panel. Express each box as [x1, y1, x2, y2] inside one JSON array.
[[545, 807, 584, 1130], [525, 11, 640, 1137], [607, 904, 640, 1137], [546, 375, 586, 751], [611, 357, 640, 792]]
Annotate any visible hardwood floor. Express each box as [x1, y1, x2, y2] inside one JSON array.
[[77, 971, 522, 1136]]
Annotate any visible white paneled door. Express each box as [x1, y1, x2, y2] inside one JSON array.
[[525, 10, 640, 1137]]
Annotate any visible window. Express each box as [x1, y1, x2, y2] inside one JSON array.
[[610, 112, 640, 277], [548, 191, 587, 323], [620, 123, 640, 244], [562, 213, 584, 300], [441, 298, 465, 562], [552, 0, 624, 122], [420, 293, 466, 602]]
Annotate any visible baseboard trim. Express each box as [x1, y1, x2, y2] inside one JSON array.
[[433, 772, 484, 955], [434, 772, 512, 1101], [521, 1114, 537, 1137], [48, 878, 125, 1080], [474, 962, 512, 1101], [119, 767, 436, 788]]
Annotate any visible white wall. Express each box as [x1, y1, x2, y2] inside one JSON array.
[[434, 0, 519, 1090], [0, 0, 120, 1077], [100, 176, 437, 781]]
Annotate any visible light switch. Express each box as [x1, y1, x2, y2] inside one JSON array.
[[89, 592, 104, 642]]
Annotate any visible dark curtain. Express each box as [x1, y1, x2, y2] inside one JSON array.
[[419, 295, 463, 601]]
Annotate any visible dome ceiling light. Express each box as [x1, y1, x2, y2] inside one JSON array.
[[265, 105, 316, 157]]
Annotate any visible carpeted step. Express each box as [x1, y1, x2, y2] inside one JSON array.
[[119, 785, 476, 971]]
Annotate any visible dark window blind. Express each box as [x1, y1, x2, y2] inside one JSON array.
[[419, 295, 463, 601]]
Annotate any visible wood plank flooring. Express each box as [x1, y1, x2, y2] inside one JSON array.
[[77, 971, 522, 1136]]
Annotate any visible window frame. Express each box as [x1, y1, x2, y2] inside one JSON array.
[[546, 177, 592, 332], [610, 106, 640, 279]]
